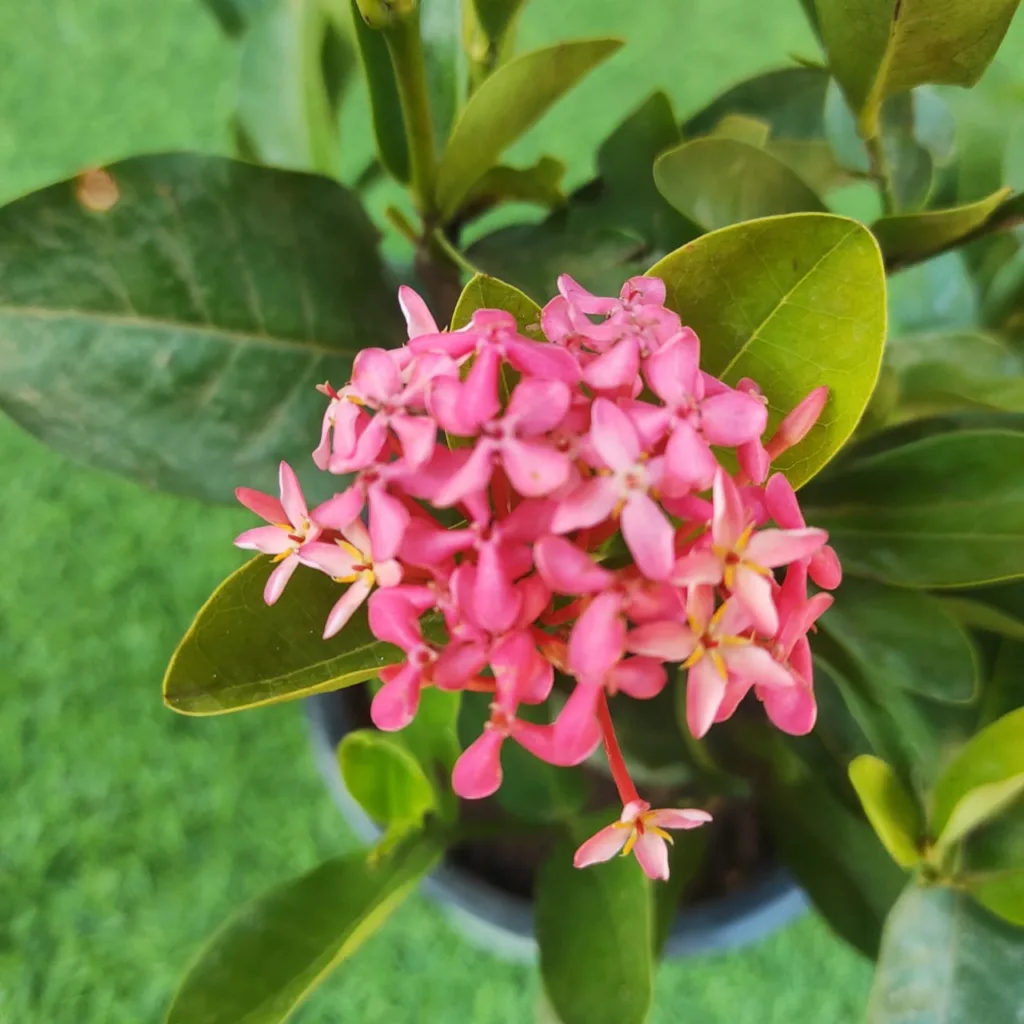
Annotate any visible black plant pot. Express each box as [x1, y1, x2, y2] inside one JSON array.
[[305, 690, 807, 961]]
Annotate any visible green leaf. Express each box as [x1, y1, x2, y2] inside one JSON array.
[[816, 0, 1021, 127], [237, 0, 348, 175], [435, 38, 622, 218], [164, 558, 408, 715], [867, 885, 1024, 1024], [940, 596, 1024, 641], [962, 805, 1024, 925], [887, 252, 978, 337], [0, 154, 400, 503], [338, 729, 437, 832], [820, 577, 979, 704], [931, 707, 1024, 836], [421, 0, 464, 150], [848, 755, 924, 867], [471, 0, 525, 42], [350, 0, 410, 181], [654, 139, 827, 232], [803, 429, 1024, 587], [874, 189, 1011, 265], [460, 157, 566, 218], [651, 830, 708, 958], [937, 773, 1024, 851], [166, 830, 443, 1024], [450, 272, 542, 331], [536, 838, 654, 1024], [392, 685, 462, 773], [709, 114, 772, 148], [202, 0, 269, 36], [648, 213, 886, 489], [767, 139, 853, 194]]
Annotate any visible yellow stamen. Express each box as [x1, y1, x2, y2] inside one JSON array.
[[735, 522, 755, 554], [337, 539, 364, 561], [648, 825, 674, 843], [271, 549, 293, 563], [682, 643, 705, 669], [719, 635, 749, 647], [621, 829, 639, 856], [710, 649, 728, 680]]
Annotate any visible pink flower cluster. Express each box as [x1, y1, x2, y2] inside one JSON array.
[[235, 274, 841, 881]]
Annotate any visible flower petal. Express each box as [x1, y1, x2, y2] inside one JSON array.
[[550, 477, 619, 533], [264, 554, 299, 605], [507, 337, 582, 383], [235, 525, 292, 555], [810, 546, 843, 590], [434, 640, 490, 690], [733, 566, 779, 636], [398, 285, 438, 338], [568, 591, 624, 680], [452, 729, 505, 799], [297, 540, 360, 578], [312, 486, 363, 530], [391, 414, 438, 469], [368, 487, 410, 561], [763, 472, 804, 529], [235, 487, 286, 525], [278, 462, 308, 527], [551, 682, 604, 762], [582, 336, 640, 392], [621, 493, 675, 580], [685, 654, 727, 738], [534, 536, 612, 594], [670, 548, 723, 587], [724, 643, 794, 690], [608, 657, 667, 699], [367, 589, 422, 650], [759, 678, 817, 735], [711, 468, 748, 551], [474, 541, 523, 633], [646, 808, 713, 830], [643, 335, 698, 405], [573, 824, 630, 868], [462, 346, 503, 426], [370, 662, 422, 731], [664, 421, 717, 493], [632, 832, 670, 881], [433, 442, 497, 507], [323, 576, 373, 638], [699, 389, 769, 446], [501, 439, 571, 497], [352, 348, 401, 404], [746, 527, 826, 569], [590, 398, 641, 470], [625, 621, 697, 661], [505, 378, 571, 435]]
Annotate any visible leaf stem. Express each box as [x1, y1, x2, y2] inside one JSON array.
[[864, 132, 895, 216], [430, 227, 481, 276]]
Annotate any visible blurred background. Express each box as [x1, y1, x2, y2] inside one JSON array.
[[1, 1, 1021, 1021]]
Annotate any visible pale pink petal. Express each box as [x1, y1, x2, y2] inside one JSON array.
[[686, 654, 727, 738], [534, 536, 612, 594], [312, 409, 335, 471], [329, 415, 388, 472], [235, 487, 286, 524], [462, 346, 503, 426], [452, 730, 505, 799], [625, 621, 697, 661], [323, 576, 373, 638], [711, 468, 747, 550], [264, 554, 299, 605], [724, 643, 794, 690], [686, 584, 717, 633], [568, 592, 625, 680], [621, 400, 671, 448], [370, 663, 422, 731], [664, 422, 717, 493], [505, 378, 571, 435], [589, 398, 641, 469], [671, 548, 723, 587], [699, 389, 769, 446], [552, 682, 604, 761], [633, 832, 670, 881], [278, 462, 308, 527], [733, 567, 779, 636], [506, 337, 582, 383], [501, 439, 570, 497], [573, 824, 630, 868], [759, 678, 817, 735], [746, 527, 826, 569], [474, 541, 523, 633], [434, 640, 490, 690], [391, 414, 438, 468], [367, 589, 422, 650], [312, 486, 363, 530], [582, 336, 640, 391], [768, 386, 828, 456], [558, 273, 617, 314], [714, 595, 752, 637], [368, 488, 410, 562], [352, 348, 401, 404], [810, 546, 843, 590], [399, 519, 474, 568], [763, 473, 804, 529], [647, 808, 713, 830], [398, 285, 438, 338], [297, 540, 360, 577], [713, 677, 752, 723], [375, 559, 402, 587], [550, 477, 619, 533], [235, 525, 292, 555], [644, 335, 698, 405], [433, 442, 497, 507], [621, 493, 675, 580], [608, 658, 667, 699]]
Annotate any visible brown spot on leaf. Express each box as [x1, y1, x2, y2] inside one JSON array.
[[75, 168, 119, 213]]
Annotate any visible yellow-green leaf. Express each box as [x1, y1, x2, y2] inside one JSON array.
[[937, 774, 1024, 851], [849, 755, 924, 868], [450, 273, 542, 331]]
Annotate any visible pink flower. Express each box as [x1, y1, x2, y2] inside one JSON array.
[[235, 462, 326, 605], [552, 398, 674, 580], [573, 799, 712, 881], [764, 473, 842, 590], [397, 285, 439, 339], [765, 385, 828, 460]]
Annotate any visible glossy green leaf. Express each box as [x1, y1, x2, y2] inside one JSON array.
[[471, 0, 526, 42], [536, 838, 654, 1024], [202, 0, 269, 36], [166, 830, 443, 1024], [962, 805, 1024, 925], [238, 0, 348, 175], [421, 0, 463, 150], [940, 596, 1024, 641], [867, 885, 1024, 1024], [350, 0, 410, 181], [654, 139, 827, 232], [436, 38, 622, 217], [460, 157, 566, 218], [450, 272, 542, 331], [881, 92, 936, 213], [651, 830, 708, 958], [710, 114, 771, 148], [164, 558, 407, 715], [849, 755, 924, 867], [887, 251, 978, 337], [767, 139, 853, 194], [931, 707, 1024, 836], [804, 430, 1024, 587], [821, 577, 979, 704], [874, 189, 1011, 265], [338, 729, 437, 832], [937, 773, 1024, 851], [0, 154, 400, 503], [648, 214, 886, 488], [816, 0, 1021, 126]]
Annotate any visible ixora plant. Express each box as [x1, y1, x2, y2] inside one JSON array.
[[2, 0, 1024, 1020]]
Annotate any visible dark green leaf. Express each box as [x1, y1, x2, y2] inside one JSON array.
[[536, 838, 654, 1024], [654, 138, 827, 232], [202, 0, 269, 36], [867, 885, 1024, 1024], [350, 0, 410, 182], [962, 805, 1024, 926], [985, 635, 1024, 723], [338, 729, 437, 833], [821, 578, 979, 704], [459, 157, 566, 218], [982, 243, 1024, 330], [164, 558, 407, 715], [166, 830, 443, 1024], [803, 429, 1024, 587], [887, 252, 978, 337], [0, 154, 400, 502], [237, 0, 348, 175], [931, 707, 1024, 836], [941, 596, 1024, 641], [707, 113, 771, 148], [849, 755, 924, 867], [471, 0, 526, 42], [816, 0, 1021, 126], [882, 92, 935, 213], [649, 213, 886, 488], [421, 0, 463, 150], [436, 38, 623, 217]]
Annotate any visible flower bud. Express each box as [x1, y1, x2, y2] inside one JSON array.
[[766, 386, 828, 459], [354, 0, 417, 28]]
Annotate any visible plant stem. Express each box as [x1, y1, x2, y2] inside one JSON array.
[[384, 16, 438, 221], [597, 692, 639, 806], [430, 227, 481, 277], [864, 132, 895, 216]]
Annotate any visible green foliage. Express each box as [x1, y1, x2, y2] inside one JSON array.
[[165, 830, 443, 1024], [649, 213, 886, 488], [536, 836, 654, 1024], [450, 272, 542, 330], [0, 154, 400, 503], [163, 558, 409, 714], [962, 804, 1024, 925], [201, 0, 270, 36], [848, 755, 924, 868], [421, 0, 464, 150]]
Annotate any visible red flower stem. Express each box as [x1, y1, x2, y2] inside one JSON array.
[[597, 691, 639, 806]]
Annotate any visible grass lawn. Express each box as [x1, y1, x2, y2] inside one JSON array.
[[2, 1, 1020, 1021]]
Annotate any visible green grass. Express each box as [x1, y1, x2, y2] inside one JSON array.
[[2, 0, 1020, 1020]]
